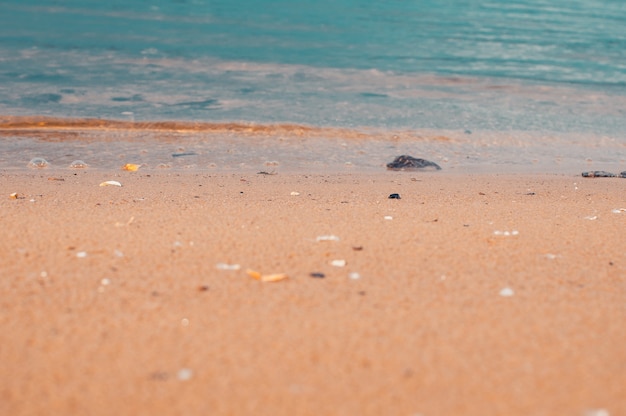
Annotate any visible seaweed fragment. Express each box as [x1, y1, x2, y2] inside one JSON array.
[[581, 171, 616, 178]]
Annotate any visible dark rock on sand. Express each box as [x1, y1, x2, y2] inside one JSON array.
[[581, 171, 616, 178], [388, 193, 401, 199], [620, 171, 626, 178], [387, 155, 441, 171]]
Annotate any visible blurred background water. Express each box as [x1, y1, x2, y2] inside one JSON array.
[[0, 0, 625, 171], [1, 0, 625, 130]]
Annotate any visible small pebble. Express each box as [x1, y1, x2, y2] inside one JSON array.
[[348, 272, 361, 280], [310, 272, 326, 279], [76, 251, 88, 258], [290, 191, 300, 196], [101, 278, 111, 286], [331, 259, 346, 267], [384, 216, 393, 220], [388, 193, 401, 199]]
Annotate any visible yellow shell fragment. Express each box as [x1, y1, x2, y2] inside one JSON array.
[[247, 269, 262, 280], [99, 180, 122, 187], [246, 269, 288, 282], [122, 163, 141, 171], [9, 192, 18, 199], [260, 273, 289, 282]]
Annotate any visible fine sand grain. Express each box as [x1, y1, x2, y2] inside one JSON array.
[[1, 171, 625, 415]]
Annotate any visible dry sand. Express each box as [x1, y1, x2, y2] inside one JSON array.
[[1, 169, 625, 415]]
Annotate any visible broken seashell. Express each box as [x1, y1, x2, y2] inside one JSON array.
[[99, 180, 122, 187], [122, 163, 140, 171], [247, 269, 262, 280], [9, 192, 18, 199], [316, 235, 340, 242], [260, 273, 289, 282], [216, 263, 241, 271], [246, 269, 288, 282]]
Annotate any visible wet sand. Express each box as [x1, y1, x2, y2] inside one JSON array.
[[1, 170, 625, 415]]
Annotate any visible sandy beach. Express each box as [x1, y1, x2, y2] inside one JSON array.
[[1, 169, 625, 415]]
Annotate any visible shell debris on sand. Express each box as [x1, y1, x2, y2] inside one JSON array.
[[246, 269, 289, 282], [177, 368, 193, 381], [122, 163, 141, 171], [331, 259, 347, 267], [316, 235, 340, 242], [499, 287, 515, 297], [216, 263, 241, 271], [493, 230, 519, 236], [99, 180, 122, 187]]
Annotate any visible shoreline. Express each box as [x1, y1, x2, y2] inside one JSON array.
[[2, 114, 626, 176], [2, 170, 625, 415]]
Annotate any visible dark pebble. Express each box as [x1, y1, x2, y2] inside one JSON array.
[[581, 171, 616, 178], [310, 272, 326, 279], [388, 193, 401, 199], [386, 155, 441, 171], [620, 171, 626, 178], [172, 152, 198, 158]]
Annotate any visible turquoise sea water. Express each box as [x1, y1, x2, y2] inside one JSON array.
[[0, 0, 625, 171]]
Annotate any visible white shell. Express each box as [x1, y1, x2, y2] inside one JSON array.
[[99, 180, 122, 187]]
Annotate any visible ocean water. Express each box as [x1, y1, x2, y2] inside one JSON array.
[[1, 0, 625, 172]]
